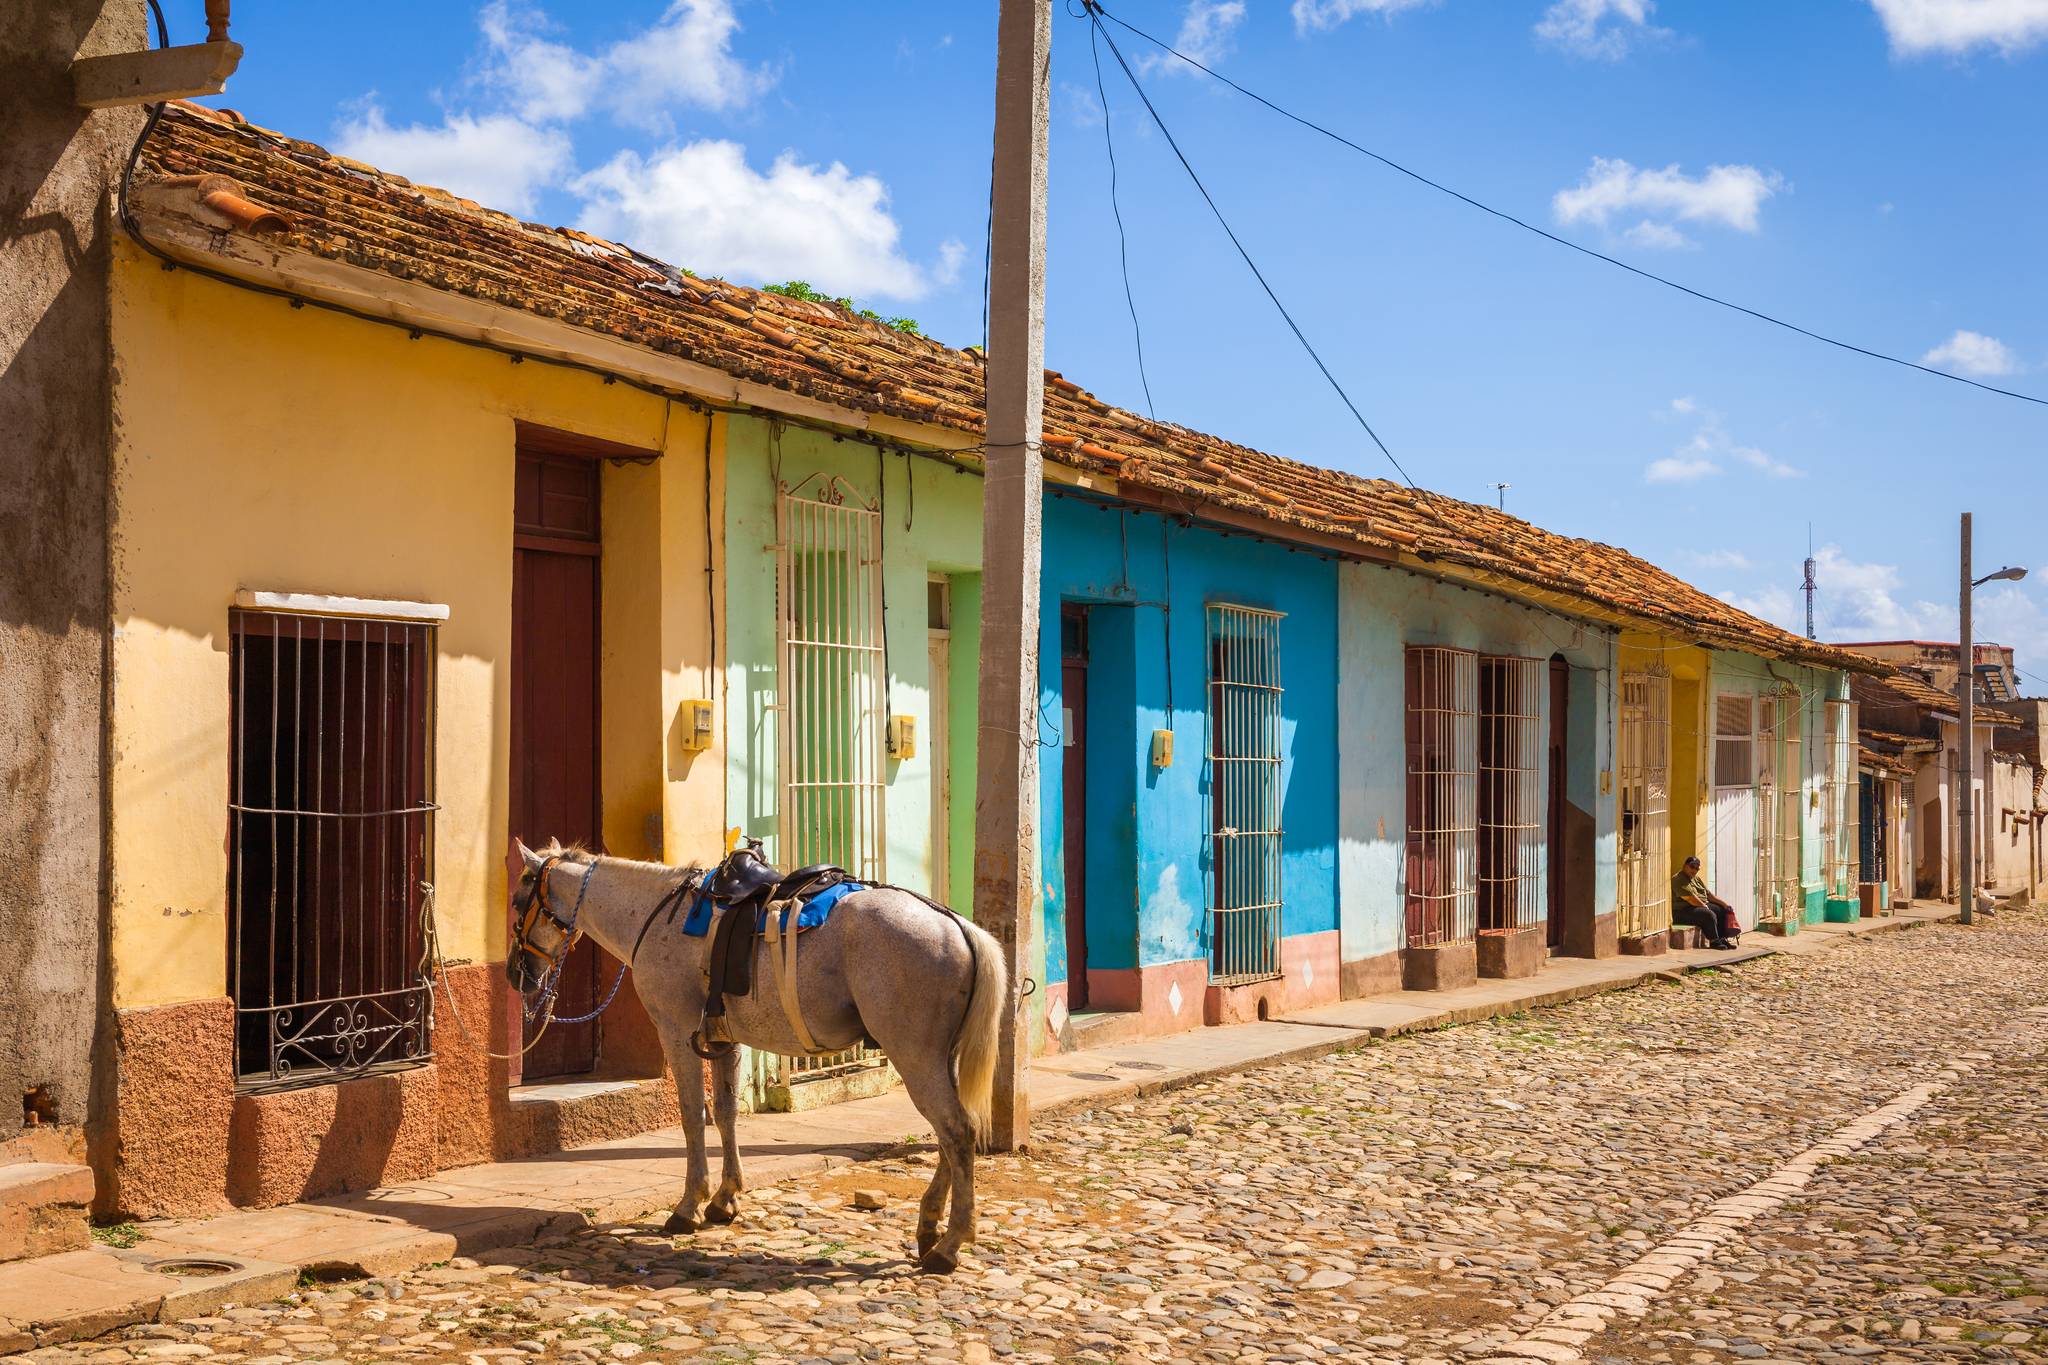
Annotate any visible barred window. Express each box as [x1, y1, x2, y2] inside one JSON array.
[[229, 604, 437, 1090], [1208, 605, 1284, 985], [1405, 646, 1478, 947]]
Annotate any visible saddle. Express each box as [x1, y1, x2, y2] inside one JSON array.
[[690, 844, 852, 1061]]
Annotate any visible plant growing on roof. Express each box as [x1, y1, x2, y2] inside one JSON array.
[[763, 280, 920, 335]]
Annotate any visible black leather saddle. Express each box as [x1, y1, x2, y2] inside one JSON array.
[[691, 843, 850, 1060]]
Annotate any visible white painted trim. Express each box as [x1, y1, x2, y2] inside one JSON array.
[[234, 590, 449, 622]]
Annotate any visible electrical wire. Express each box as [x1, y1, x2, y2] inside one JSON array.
[[1089, 18, 1155, 420], [1084, 6, 1423, 492], [1087, 0, 2048, 411]]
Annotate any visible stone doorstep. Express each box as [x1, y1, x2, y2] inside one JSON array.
[[0, 1163, 95, 1265], [0, 898, 1962, 1355]]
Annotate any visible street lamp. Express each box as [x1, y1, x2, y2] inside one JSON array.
[[1957, 514, 2027, 926]]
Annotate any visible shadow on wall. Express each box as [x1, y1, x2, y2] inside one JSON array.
[[2, 0, 146, 1152]]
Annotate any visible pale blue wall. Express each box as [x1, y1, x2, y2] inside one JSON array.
[[1037, 494, 1340, 987], [1337, 561, 1619, 965], [1704, 652, 1851, 912]]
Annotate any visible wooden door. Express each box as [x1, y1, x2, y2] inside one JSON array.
[[511, 450, 604, 1079], [1061, 605, 1090, 1011], [1545, 657, 1568, 948]]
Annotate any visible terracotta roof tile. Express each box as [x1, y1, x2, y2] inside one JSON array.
[[139, 102, 1870, 672]]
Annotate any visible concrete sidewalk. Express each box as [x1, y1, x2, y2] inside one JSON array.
[[0, 903, 1956, 1353]]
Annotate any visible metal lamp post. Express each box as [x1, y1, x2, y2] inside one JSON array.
[[1957, 509, 2027, 926]]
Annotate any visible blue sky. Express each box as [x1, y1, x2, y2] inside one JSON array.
[[200, 0, 2048, 678]]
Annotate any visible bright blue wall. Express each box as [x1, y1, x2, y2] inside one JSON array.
[[1037, 494, 1340, 986]]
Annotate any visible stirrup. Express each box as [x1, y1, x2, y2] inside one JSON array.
[[689, 1027, 735, 1061]]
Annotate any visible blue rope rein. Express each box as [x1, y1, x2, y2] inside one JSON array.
[[522, 860, 631, 1027]]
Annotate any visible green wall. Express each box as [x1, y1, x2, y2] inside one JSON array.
[[723, 416, 982, 908]]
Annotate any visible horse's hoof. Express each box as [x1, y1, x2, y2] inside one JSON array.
[[915, 1229, 938, 1262], [918, 1248, 959, 1275], [703, 1202, 738, 1226], [661, 1212, 700, 1235]]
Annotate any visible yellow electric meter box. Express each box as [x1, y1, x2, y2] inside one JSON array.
[[887, 714, 918, 760], [678, 700, 714, 752]]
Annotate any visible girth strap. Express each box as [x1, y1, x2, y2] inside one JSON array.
[[761, 900, 823, 1055]]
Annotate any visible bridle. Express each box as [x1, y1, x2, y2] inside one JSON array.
[[510, 853, 605, 1024]]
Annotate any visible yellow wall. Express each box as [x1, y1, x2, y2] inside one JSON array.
[[1618, 634, 1711, 875], [108, 246, 721, 1009]]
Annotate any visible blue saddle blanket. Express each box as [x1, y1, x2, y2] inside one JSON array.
[[680, 876, 867, 938]]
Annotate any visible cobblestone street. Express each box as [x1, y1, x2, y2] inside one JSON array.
[[19, 912, 2047, 1365]]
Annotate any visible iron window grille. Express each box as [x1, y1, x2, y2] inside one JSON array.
[[1617, 668, 1671, 939], [1478, 655, 1545, 936], [228, 607, 437, 1091], [1823, 699, 1858, 894], [773, 477, 888, 1086], [1773, 687, 1804, 922], [1206, 604, 1285, 986], [1405, 646, 1479, 948], [1754, 695, 1780, 925]]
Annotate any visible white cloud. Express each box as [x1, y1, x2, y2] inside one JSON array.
[[1868, 0, 2048, 56], [1719, 584, 1798, 626], [1536, 0, 1670, 58], [1554, 158, 1784, 243], [1687, 548, 1752, 570], [1144, 1, 1247, 73], [1622, 220, 1694, 250], [1730, 444, 1803, 479], [330, 5, 949, 307], [480, 0, 776, 131], [1920, 328, 2021, 377], [332, 103, 573, 215], [1646, 454, 1719, 483], [1645, 400, 1804, 484], [1292, 0, 1436, 34], [574, 141, 939, 300], [1721, 543, 2048, 679]]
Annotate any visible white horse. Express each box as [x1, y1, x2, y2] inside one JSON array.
[[508, 841, 1006, 1273]]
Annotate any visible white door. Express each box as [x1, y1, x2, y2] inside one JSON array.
[[1712, 694, 1759, 930]]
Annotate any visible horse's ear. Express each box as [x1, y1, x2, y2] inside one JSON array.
[[515, 839, 545, 873]]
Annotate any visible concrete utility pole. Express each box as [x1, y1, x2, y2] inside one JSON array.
[[973, 0, 1052, 1153], [1959, 513, 1974, 925]]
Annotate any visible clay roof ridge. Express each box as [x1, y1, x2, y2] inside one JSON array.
[[139, 103, 1871, 674]]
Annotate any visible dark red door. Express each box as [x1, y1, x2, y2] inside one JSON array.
[[1061, 606, 1089, 1011], [1546, 657, 1569, 950], [512, 450, 605, 1079]]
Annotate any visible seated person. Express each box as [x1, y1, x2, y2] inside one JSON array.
[[1671, 855, 1740, 950]]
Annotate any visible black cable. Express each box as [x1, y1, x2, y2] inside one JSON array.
[[1089, 18, 1155, 420], [1086, 9, 1423, 491], [1090, 0, 2048, 411]]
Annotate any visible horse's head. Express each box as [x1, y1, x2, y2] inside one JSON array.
[[509, 839, 584, 995]]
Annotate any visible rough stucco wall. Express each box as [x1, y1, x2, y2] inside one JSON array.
[[0, 0, 144, 1145], [1337, 561, 1616, 966]]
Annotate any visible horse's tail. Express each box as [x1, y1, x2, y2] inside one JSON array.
[[951, 914, 1007, 1152]]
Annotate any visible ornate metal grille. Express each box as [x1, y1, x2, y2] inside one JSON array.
[[1405, 646, 1478, 947], [773, 479, 888, 1088], [1774, 688, 1803, 920], [1824, 699, 1858, 893], [1478, 656, 1545, 936], [1207, 605, 1285, 985], [229, 608, 436, 1091], [1753, 694, 1781, 925], [1617, 668, 1671, 938]]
